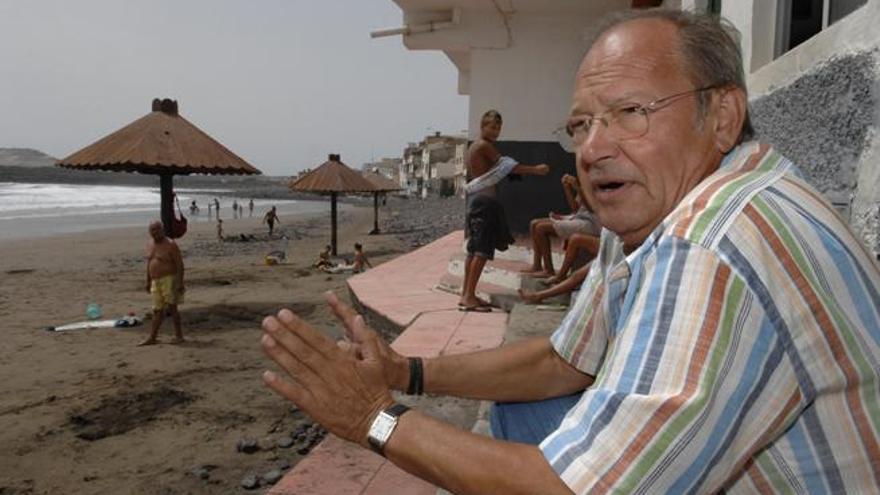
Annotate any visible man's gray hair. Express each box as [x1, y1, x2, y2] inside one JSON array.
[[586, 9, 754, 143]]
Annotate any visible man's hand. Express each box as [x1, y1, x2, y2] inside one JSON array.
[[534, 164, 550, 175], [325, 292, 409, 391], [261, 308, 395, 447]]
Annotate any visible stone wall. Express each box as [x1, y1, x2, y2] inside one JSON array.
[[750, 50, 879, 256]]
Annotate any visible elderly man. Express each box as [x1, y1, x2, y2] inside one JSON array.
[[260, 9, 880, 494], [140, 220, 185, 346]]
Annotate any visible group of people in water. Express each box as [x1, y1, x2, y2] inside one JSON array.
[[189, 197, 255, 220]]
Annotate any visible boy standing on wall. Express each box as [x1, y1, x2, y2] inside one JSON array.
[[460, 110, 549, 311]]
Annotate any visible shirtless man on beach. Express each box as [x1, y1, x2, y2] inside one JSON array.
[[460, 109, 549, 311], [140, 220, 185, 346]]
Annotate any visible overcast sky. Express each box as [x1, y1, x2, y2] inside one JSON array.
[[0, 1, 467, 176]]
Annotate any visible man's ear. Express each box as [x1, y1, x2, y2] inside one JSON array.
[[712, 86, 747, 153]]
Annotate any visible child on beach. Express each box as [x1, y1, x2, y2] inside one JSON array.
[[459, 109, 549, 312], [216, 218, 224, 241], [314, 244, 332, 269], [263, 206, 280, 237]]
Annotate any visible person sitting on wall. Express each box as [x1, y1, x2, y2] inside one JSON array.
[[258, 9, 880, 494], [523, 174, 601, 278], [518, 232, 600, 304], [458, 109, 550, 312]]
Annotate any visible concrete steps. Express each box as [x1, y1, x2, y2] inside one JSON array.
[[441, 240, 569, 311], [492, 242, 566, 267]]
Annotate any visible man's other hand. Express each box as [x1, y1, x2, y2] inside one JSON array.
[[261, 308, 394, 447], [325, 291, 410, 391]]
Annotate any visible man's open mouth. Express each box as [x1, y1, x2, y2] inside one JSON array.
[[596, 181, 626, 192]]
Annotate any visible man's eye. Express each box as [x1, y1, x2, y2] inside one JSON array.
[[566, 119, 588, 136], [617, 105, 642, 115]]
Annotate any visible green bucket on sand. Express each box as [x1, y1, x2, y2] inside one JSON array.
[[86, 303, 102, 320]]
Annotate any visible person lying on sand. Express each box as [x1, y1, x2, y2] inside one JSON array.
[[140, 220, 185, 346]]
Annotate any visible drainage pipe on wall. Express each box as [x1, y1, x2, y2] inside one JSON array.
[[369, 7, 461, 38]]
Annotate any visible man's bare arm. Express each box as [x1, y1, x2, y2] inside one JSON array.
[[512, 163, 550, 176], [327, 293, 592, 402], [425, 337, 592, 401], [145, 245, 154, 292], [386, 411, 572, 495], [561, 174, 579, 211], [261, 309, 575, 495]]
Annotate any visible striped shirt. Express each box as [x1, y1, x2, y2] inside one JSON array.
[[543, 142, 880, 494]]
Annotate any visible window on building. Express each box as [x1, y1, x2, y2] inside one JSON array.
[[707, 0, 722, 15], [775, 0, 867, 55]]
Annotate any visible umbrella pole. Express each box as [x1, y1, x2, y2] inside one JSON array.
[[159, 174, 174, 237], [369, 193, 379, 235], [331, 192, 338, 256]]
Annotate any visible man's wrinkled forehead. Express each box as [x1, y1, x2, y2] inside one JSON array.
[[574, 18, 684, 94]]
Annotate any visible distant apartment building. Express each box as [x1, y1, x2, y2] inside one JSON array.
[[362, 157, 401, 183], [400, 132, 466, 198], [452, 141, 467, 196]]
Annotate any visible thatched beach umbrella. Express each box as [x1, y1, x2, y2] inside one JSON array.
[[57, 98, 261, 236], [362, 171, 401, 235], [289, 154, 377, 255]]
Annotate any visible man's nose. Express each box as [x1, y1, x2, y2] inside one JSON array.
[[578, 120, 617, 167]]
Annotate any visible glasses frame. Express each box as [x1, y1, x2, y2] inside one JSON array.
[[560, 85, 719, 145]]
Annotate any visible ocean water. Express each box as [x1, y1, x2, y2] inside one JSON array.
[[0, 182, 331, 240]]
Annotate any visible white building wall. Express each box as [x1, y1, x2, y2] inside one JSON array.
[[396, 1, 629, 141], [466, 14, 592, 141]]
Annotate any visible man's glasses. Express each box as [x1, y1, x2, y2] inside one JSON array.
[[556, 85, 718, 147]]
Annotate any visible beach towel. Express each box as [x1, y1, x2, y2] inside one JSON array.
[[464, 156, 518, 194]]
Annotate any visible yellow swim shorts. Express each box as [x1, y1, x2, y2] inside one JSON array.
[[151, 274, 184, 310]]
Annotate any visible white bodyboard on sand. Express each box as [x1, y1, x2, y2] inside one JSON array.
[[47, 316, 142, 332]]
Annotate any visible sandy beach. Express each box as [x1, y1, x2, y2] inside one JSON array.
[[0, 196, 464, 494]]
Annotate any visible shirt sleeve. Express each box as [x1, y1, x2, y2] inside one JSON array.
[[542, 237, 801, 494], [550, 261, 609, 376]]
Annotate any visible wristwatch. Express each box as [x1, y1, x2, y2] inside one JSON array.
[[367, 403, 410, 455]]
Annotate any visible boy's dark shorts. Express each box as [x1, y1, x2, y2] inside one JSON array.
[[466, 194, 513, 260]]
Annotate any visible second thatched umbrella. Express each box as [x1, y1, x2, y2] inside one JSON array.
[[57, 98, 261, 236], [289, 154, 377, 256], [362, 171, 401, 235]]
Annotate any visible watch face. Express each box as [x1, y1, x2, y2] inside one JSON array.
[[370, 412, 396, 443]]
